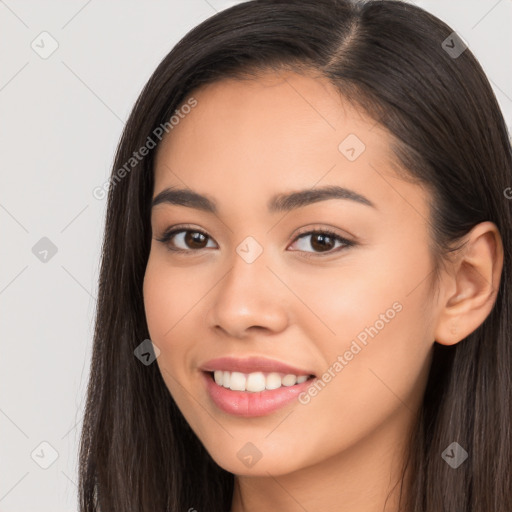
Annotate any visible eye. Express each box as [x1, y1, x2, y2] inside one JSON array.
[[288, 229, 354, 257], [155, 225, 217, 253], [156, 225, 355, 257]]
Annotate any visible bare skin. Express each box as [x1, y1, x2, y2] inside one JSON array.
[[142, 69, 503, 512]]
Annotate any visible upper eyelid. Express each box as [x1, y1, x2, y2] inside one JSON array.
[[157, 224, 351, 240]]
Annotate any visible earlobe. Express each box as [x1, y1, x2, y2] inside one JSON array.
[[434, 221, 503, 346]]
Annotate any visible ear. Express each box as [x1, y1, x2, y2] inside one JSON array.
[[434, 221, 504, 346]]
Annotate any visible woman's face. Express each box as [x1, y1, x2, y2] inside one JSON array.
[[143, 70, 439, 476]]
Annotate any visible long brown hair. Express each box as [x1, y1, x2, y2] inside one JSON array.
[[79, 1, 512, 510]]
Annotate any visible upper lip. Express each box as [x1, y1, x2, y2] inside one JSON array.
[[200, 356, 316, 376]]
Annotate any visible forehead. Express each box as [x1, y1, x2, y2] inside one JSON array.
[[152, 70, 405, 214], [157, 71, 390, 171]]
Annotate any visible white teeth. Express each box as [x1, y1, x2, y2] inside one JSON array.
[[211, 370, 311, 392], [229, 371, 246, 391], [246, 371, 266, 392], [265, 372, 282, 390], [282, 374, 297, 386]]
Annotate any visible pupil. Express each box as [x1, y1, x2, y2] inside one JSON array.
[[311, 233, 333, 252], [186, 231, 206, 248]]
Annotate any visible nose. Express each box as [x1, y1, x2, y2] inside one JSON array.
[[205, 247, 290, 339]]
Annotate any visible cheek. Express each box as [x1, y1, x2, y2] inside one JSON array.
[[287, 241, 435, 410], [142, 257, 190, 385], [281, 277, 434, 474], [142, 254, 209, 394], [143, 254, 197, 340], [286, 240, 434, 347], [142, 259, 194, 422]]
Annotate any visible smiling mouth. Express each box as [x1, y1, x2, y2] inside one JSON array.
[[205, 370, 316, 393]]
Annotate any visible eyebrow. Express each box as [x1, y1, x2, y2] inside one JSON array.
[[151, 184, 376, 213]]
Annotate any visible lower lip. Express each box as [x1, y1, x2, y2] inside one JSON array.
[[202, 371, 316, 417]]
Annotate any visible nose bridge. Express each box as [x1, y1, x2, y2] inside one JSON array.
[[207, 235, 289, 336], [224, 234, 270, 292]]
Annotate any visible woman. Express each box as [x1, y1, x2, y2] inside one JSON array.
[[79, 0, 512, 510]]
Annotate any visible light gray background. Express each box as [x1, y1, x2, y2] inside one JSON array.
[[1, 1, 511, 510]]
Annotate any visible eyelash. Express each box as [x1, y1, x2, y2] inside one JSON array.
[[156, 224, 355, 258]]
